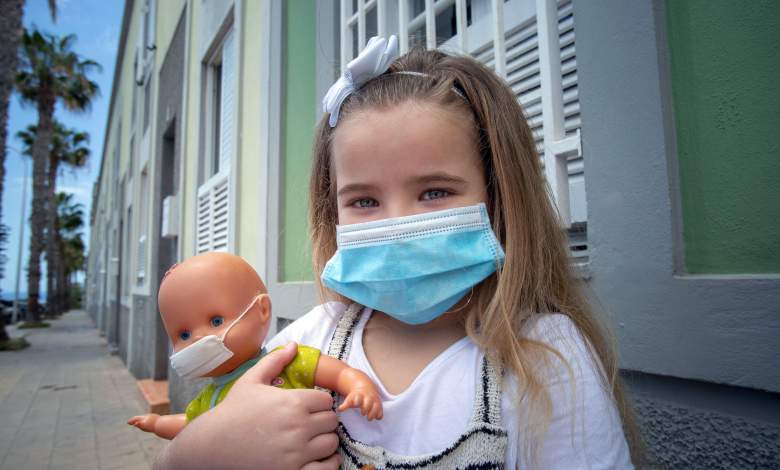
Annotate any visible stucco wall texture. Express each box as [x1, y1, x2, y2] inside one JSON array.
[[666, 0, 780, 274], [635, 396, 780, 469], [281, 0, 317, 282]]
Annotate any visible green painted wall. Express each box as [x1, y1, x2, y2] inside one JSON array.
[[666, 0, 780, 273], [281, 0, 316, 281]]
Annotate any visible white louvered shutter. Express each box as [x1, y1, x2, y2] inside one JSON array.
[[196, 171, 230, 253], [557, 1, 584, 224], [137, 235, 147, 279], [219, 29, 236, 172], [340, 0, 586, 255], [196, 27, 236, 254], [474, 0, 584, 225], [196, 187, 211, 253]]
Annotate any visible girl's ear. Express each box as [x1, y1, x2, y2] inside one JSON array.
[[257, 294, 272, 324]]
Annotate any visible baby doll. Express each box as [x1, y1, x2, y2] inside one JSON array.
[[128, 252, 382, 439]]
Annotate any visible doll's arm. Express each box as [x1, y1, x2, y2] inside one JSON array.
[[314, 355, 383, 420], [128, 413, 187, 440]]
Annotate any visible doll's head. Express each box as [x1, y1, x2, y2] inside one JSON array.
[[158, 252, 271, 377]]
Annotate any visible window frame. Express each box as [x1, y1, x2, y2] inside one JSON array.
[[195, 9, 239, 255]]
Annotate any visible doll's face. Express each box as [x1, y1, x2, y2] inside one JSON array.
[[158, 253, 272, 377]]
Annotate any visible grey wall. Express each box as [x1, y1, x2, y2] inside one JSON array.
[[129, 294, 152, 378], [118, 304, 130, 364], [152, 9, 199, 408], [625, 372, 780, 468], [121, 6, 188, 385], [575, 0, 780, 394], [573, 0, 780, 466]]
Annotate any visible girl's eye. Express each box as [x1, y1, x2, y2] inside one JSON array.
[[179, 331, 191, 341], [210, 316, 225, 327], [421, 189, 450, 201], [350, 198, 379, 208]]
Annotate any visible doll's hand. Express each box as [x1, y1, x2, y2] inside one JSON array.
[[128, 413, 159, 433], [338, 386, 383, 421]]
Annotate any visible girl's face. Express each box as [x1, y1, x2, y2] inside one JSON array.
[[332, 101, 488, 225]]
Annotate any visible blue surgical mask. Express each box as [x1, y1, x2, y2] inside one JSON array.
[[321, 203, 505, 325]]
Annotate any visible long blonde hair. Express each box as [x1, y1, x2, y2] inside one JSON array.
[[309, 47, 643, 466]]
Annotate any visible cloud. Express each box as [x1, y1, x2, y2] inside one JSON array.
[[95, 25, 119, 58]]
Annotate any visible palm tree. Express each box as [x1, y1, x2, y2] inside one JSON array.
[[17, 122, 89, 316], [15, 28, 99, 323], [0, 0, 56, 339], [56, 192, 85, 309], [51, 127, 88, 314]]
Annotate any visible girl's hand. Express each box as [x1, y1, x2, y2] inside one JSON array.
[[154, 343, 341, 470], [338, 387, 383, 421], [128, 413, 159, 432]]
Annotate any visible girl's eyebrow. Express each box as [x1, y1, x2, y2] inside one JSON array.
[[337, 183, 376, 197], [337, 173, 468, 197], [412, 172, 468, 186]]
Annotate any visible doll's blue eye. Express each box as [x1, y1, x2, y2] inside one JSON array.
[[210, 316, 225, 327], [179, 331, 191, 341]]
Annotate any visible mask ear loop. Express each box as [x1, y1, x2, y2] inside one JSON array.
[[446, 287, 475, 315], [220, 294, 261, 340]]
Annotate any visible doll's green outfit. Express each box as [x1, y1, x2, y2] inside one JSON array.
[[184, 345, 321, 422]]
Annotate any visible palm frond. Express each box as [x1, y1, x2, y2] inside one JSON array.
[[15, 27, 101, 112]]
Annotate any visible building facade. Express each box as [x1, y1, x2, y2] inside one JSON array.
[[86, 1, 780, 467]]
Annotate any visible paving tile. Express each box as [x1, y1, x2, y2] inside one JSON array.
[[0, 311, 157, 470]]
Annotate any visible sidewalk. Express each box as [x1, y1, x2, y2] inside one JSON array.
[[0, 310, 165, 470]]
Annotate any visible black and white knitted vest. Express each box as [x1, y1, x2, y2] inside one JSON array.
[[327, 303, 509, 470]]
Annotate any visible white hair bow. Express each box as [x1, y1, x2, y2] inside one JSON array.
[[322, 35, 399, 127]]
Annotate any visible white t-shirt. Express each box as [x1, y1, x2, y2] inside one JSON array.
[[265, 302, 633, 469]]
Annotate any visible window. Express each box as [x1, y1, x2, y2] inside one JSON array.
[[143, 78, 151, 133], [129, 134, 135, 179], [141, 0, 156, 61], [112, 123, 121, 210], [197, 26, 236, 254], [211, 62, 223, 175], [137, 168, 149, 282], [138, 0, 155, 140], [339, 0, 586, 256], [132, 53, 139, 124], [122, 205, 133, 301]]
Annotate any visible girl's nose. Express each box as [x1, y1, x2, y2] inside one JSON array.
[[382, 195, 419, 219], [386, 202, 428, 219], [386, 206, 413, 219]]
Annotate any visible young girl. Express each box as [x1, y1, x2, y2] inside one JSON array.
[[270, 36, 639, 468], [158, 37, 640, 469]]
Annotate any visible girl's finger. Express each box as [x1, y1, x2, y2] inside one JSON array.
[[296, 389, 336, 413], [304, 432, 340, 463], [236, 342, 298, 385], [300, 452, 342, 470], [308, 409, 339, 436]]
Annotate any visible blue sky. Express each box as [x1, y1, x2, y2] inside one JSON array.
[[2, 0, 123, 298]]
